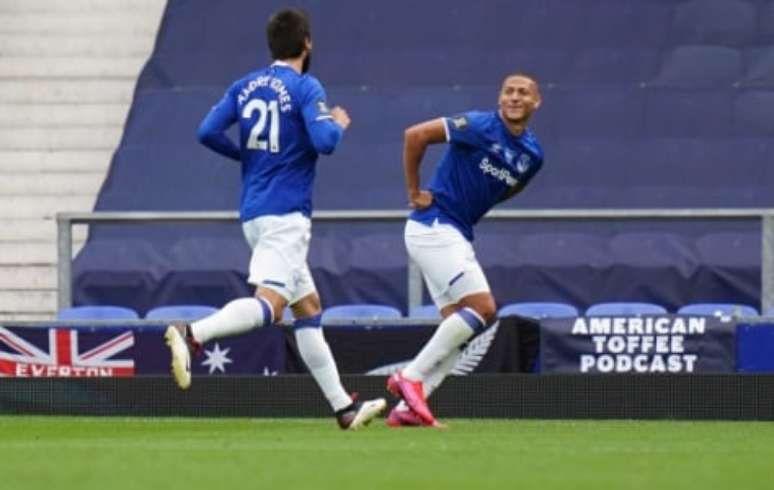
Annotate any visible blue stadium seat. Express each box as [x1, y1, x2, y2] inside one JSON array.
[[283, 307, 294, 321], [518, 233, 611, 266], [654, 46, 742, 86], [734, 90, 774, 136], [322, 304, 403, 321], [586, 302, 668, 316], [566, 48, 659, 84], [499, 302, 579, 319], [763, 2, 774, 43], [671, 0, 756, 46], [743, 47, 774, 85], [408, 304, 441, 319], [677, 303, 759, 317], [57, 305, 140, 321], [695, 232, 759, 267], [552, 87, 644, 138], [145, 305, 218, 321], [642, 89, 730, 138]]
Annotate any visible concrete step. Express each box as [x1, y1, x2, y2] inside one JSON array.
[[0, 172, 105, 196], [3, 220, 56, 241], [0, 0, 164, 14], [0, 127, 122, 150], [0, 80, 134, 103], [0, 311, 56, 322], [0, 220, 90, 242], [0, 239, 87, 265], [0, 241, 86, 264], [0, 14, 160, 35], [0, 195, 96, 218], [0, 35, 155, 57], [0, 265, 56, 289], [0, 103, 129, 127], [0, 289, 56, 315], [0, 150, 112, 173], [0, 242, 55, 264], [0, 57, 146, 79]]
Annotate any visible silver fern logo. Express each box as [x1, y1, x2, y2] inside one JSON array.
[[366, 321, 499, 375]]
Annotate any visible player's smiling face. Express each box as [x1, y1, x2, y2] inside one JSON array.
[[498, 75, 541, 124]]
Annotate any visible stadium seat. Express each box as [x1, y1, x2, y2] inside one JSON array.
[[677, 303, 759, 317], [642, 89, 730, 138], [695, 232, 759, 266], [552, 87, 644, 138], [283, 306, 295, 321], [585, 302, 668, 316], [734, 90, 774, 136], [566, 48, 659, 84], [764, 1, 774, 43], [766, 308, 774, 317], [743, 46, 774, 85], [145, 305, 218, 321], [321, 304, 403, 321], [57, 305, 140, 321], [408, 304, 441, 319], [654, 46, 742, 86], [498, 302, 579, 319], [671, 0, 756, 46]]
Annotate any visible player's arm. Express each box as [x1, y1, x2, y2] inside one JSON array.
[[403, 118, 447, 209], [301, 80, 348, 155], [197, 88, 240, 161]]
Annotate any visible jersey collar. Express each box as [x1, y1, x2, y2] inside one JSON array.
[[496, 111, 528, 143]]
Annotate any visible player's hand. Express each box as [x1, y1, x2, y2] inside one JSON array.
[[408, 190, 433, 209], [330, 106, 351, 130]]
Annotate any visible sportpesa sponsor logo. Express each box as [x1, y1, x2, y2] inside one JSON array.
[[479, 157, 517, 186]]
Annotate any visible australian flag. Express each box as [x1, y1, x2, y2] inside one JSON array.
[[0, 326, 135, 377]]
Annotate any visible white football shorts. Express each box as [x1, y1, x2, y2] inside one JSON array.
[[242, 212, 317, 304], [404, 219, 491, 310]]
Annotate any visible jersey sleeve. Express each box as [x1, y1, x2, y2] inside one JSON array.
[[300, 77, 343, 155], [442, 112, 488, 148], [197, 83, 240, 161]]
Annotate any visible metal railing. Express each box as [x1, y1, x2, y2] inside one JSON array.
[[57, 209, 774, 313]]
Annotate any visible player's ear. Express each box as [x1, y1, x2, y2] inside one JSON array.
[[532, 89, 542, 110], [304, 37, 312, 51]]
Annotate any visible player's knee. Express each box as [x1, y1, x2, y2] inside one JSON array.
[[460, 295, 496, 324], [255, 288, 287, 324], [476, 299, 497, 324], [292, 293, 322, 318]]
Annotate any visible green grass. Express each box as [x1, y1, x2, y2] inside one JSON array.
[[1, 417, 773, 490]]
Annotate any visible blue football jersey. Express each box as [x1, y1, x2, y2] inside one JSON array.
[[410, 111, 544, 241], [198, 62, 343, 221]]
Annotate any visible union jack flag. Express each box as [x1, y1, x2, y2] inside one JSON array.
[[0, 326, 135, 377]]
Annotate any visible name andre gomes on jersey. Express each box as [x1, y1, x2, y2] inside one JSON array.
[[570, 316, 710, 373], [237, 75, 292, 112]]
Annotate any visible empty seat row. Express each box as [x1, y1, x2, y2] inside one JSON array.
[[57, 304, 218, 321], [56, 302, 765, 321], [415, 302, 760, 319]]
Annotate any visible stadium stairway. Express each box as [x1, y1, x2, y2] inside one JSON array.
[[0, 0, 165, 320]]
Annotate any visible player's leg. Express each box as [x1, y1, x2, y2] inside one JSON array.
[[402, 294, 495, 382], [164, 215, 291, 389], [164, 287, 279, 389], [388, 220, 494, 425], [292, 284, 385, 429], [188, 287, 279, 343], [387, 345, 461, 427]]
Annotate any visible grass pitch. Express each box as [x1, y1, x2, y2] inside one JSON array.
[[1, 416, 772, 490]]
